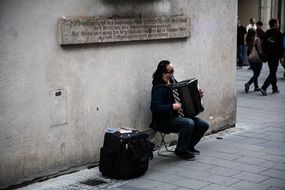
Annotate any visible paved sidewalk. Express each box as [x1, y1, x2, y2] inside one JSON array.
[[19, 65, 285, 190]]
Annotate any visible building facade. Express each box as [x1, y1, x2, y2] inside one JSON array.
[[0, 0, 237, 188]]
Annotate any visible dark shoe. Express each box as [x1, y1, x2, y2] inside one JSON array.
[[244, 83, 249, 93], [272, 89, 280, 94], [260, 88, 267, 96], [254, 88, 260, 92], [175, 149, 195, 160], [189, 147, 200, 155]]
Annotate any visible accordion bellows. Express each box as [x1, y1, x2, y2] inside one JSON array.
[[171, 78, 204, 117]]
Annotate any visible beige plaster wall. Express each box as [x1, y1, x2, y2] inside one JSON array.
[[0, 0, 237, 188]]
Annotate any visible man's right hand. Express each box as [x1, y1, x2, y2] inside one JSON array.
[[173, 103, 182, 111]]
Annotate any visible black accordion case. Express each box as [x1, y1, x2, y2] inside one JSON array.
[[99, 130, 154, 179], [171, 78, 204, 117]]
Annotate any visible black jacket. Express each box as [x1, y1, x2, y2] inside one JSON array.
[[237, 26, 246, 45], [150, 84, 178, 133], [262, 28, 283, 58]]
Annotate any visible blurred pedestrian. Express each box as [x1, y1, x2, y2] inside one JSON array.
[[246, 18, 257, 70], [281, 32, 285, 79], [237, 20, 247, 69], [260, 19, 283, 95], [244, 29, 264, 93], [256, 21, 265, 41], [246, 18, 257, 32]]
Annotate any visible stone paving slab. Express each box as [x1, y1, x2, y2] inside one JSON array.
[[200, 183, 237, 190], [229, 180, 271, 190], [18, 66, 285, 189], [260, 178, 285, 189], [206, 166, 242, 177], [114, 178, 179, 190], [232, 172, 270, 183]]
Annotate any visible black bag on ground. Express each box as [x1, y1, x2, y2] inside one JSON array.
[[99, 130, 154, 179]]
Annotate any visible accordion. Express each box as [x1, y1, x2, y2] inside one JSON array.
[[171, 78, 204, 117]]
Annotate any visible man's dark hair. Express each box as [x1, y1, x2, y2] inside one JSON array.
[[256, 21, 263, 26], [246, 28, 256, 47], [269, 19, 278, 28], [249, 18, 255, 24]]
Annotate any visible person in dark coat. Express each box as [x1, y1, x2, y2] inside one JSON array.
[[281, 32, 285, 79], [237, 20, 247, 68], [150, 60, 209, 160], [256, 21, 265, 41], [260, 19, 283, 95]]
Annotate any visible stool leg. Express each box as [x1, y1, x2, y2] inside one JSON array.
[[157, 133, 175, 157], [157, 133, 166, 156]]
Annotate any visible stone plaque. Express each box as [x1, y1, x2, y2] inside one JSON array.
[[58, 16, 190, 45]]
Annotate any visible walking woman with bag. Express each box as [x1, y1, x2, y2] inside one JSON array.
[[244, 28, 264, 93]]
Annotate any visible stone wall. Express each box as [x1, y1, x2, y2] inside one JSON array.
[[0, 0, 237, 188]]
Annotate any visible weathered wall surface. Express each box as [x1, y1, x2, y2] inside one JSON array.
[[0, 0, 237, 188]]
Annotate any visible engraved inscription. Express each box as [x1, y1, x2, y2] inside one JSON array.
[[58, 16, 190, 45]]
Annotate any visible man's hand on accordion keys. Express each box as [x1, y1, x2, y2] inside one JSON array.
[[173, 102, 182, 111]]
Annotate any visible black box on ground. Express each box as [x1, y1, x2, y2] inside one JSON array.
[[99, 130, 154, 179]]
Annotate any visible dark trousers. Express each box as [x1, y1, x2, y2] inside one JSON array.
[[237, 45, 245, 67], [247, 62, 263, 89], [167, 117, 209, 152], [262, 57, 279, 91]]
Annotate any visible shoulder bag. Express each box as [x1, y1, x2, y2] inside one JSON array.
[[248, 45, 263, 64]]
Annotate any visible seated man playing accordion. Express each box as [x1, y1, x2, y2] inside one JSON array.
[[150, 60, 209, 160]]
